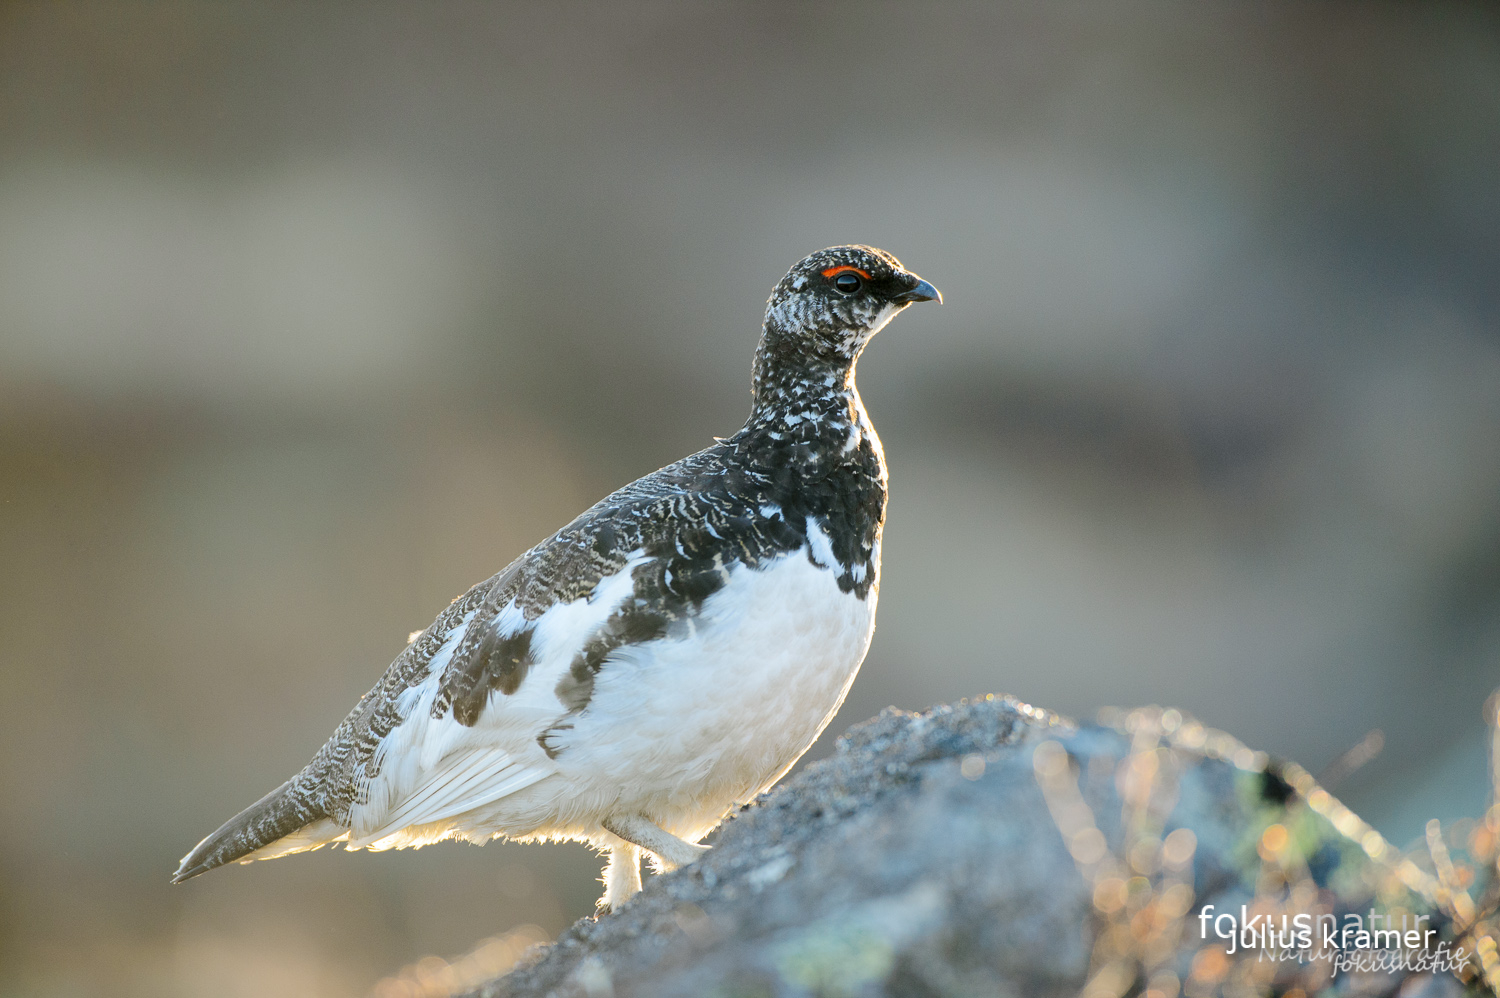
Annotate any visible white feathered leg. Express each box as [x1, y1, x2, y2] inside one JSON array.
[[600, 840, 642, 911], [602, 814, 710, 871]]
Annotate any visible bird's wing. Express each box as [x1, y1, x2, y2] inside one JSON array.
[[340, 599, 562, 848], [340, 544, 659, 846]]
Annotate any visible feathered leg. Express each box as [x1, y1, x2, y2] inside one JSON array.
[[602, 814, 709, 871], [600, 840, 642, 911]]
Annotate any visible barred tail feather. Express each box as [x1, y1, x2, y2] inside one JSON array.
[[171, 780, 339, 883]]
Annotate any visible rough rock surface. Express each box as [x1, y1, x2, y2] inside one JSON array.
[[469, 698, 1486, 998]]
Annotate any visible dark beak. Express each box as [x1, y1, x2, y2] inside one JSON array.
[[892, 277, 942, 305]]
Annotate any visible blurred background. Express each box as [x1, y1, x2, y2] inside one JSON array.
[[2, 2, 1499, 995]]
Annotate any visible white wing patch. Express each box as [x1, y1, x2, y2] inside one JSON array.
[[805, 515, 839, 569], [349, 748, 548, 849], [526, 550, 648, 665]]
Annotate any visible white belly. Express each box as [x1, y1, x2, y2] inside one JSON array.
[[468, 544, 878, 843]]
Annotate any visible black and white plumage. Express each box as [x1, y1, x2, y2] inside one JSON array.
[[172, 245, 941, 908]]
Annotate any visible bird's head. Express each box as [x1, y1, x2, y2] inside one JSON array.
[[753, 245, 940, 400], [763, 244, 940, 361]]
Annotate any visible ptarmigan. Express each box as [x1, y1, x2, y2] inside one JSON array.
[[172, 245, 941, 909]]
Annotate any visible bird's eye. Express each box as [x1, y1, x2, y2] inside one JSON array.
[[833, 272, 862, 295]]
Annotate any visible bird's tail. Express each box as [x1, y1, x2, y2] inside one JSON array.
[[172, 780, 342, 883]]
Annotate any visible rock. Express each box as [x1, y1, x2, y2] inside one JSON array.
[[469, 697, 1495, 998]]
